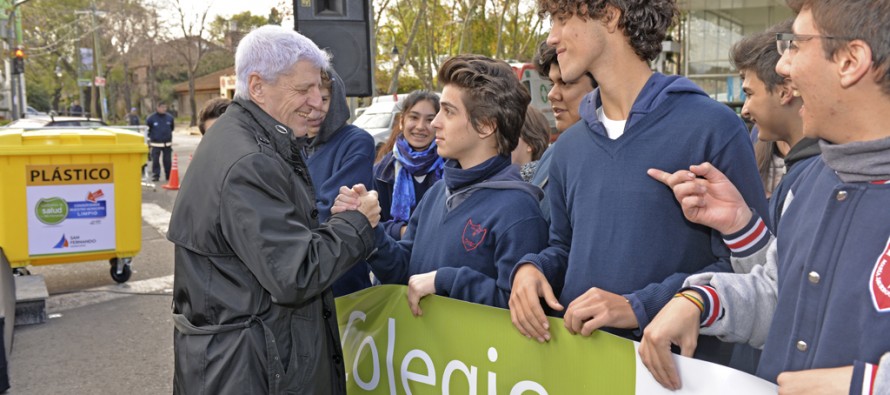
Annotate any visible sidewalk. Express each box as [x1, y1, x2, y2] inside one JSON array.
[[8, 291, 173, 394]]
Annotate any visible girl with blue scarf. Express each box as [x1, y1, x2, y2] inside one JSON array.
[[373, 91, 444, 240], [339, 55, 548, 315]]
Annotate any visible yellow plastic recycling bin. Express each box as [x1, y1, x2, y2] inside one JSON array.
[[0, 127, 147, 283]]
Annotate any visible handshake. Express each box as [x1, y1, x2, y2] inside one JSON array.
[[331, 184, 382, 228]]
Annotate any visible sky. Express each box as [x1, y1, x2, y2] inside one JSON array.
[[204, 0, 285, 20], [163, 0, 291, 32]]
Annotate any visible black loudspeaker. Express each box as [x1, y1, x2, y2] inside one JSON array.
[[295, 0, 373, 97]]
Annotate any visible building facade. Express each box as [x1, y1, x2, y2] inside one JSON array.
[[679, 0, 793, 106]]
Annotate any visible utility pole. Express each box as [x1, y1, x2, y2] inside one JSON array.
[[75, 2, 107, 122], [0, 0, 34, 120]]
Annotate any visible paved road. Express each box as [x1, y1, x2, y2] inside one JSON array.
[[5, 131, 201, 394]]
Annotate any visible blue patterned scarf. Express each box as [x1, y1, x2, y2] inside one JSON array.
[[391, 136, 444, 222]]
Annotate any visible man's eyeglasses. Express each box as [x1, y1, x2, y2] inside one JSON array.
[[776, 33, 851, 55]]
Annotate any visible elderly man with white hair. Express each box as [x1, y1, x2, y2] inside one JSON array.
[[167, 26, 380, 394]]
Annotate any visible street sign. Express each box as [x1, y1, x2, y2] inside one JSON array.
[[77, 78, 91, 87], [94, 76, 106, 87]]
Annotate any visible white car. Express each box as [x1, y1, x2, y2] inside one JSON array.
[[353, 101, 400, 150]]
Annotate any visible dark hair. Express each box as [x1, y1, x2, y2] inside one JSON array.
[[437, 55, 531, 156], [534, 40, 559, 77], [374, 90, 441, 162], [320, 68, 333, 90], [533, 40, 598, 89], [537, 0, 678, 62], [786, 0, 890, 95], [730, 19, 793, 94], [198, 97, 231, 135], [521, 106, 551, 161]]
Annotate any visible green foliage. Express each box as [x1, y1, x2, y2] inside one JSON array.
[[209, 11, 269, 44], [196, 50, 235, 77], [374, 0, 548, 93]]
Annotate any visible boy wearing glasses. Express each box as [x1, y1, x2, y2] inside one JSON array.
[[508, 0, 767, 364], [641, 1, 890, 393]]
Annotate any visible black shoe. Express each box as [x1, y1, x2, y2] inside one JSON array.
[[151, 177, 159, 182]]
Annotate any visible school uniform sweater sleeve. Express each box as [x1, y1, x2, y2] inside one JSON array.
[[513, 161, 571, 295], [685, 232, 778, 349], [312, 132, 375, 222], [367, 207, 421, 285], [625, 130, 768, 330], [436, 215, 549, 309]]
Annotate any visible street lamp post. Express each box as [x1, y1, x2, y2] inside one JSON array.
[[75, 3, 107, 122]]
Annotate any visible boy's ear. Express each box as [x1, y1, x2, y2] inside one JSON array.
[[777, 83, 796, 105], [477, 120, 496, 139], [837, 39, 873, 89], [603, 3, 622, 33]]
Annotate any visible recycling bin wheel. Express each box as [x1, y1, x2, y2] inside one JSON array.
[[109, 258, 132, 283]]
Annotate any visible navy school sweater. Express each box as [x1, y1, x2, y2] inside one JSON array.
[[303, 68, 376, 296], [519, 73, 769, 334], [305, 125, 375, 223], [369, 155, 549, 308]]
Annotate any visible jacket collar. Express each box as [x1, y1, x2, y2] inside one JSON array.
[[784, 137, 821, 168], [232, 98, 297, 161]]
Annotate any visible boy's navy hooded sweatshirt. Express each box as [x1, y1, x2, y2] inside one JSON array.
[[302, 68, 376, 296], [369, 155, 548, 308], [518, 73, 768, 340]]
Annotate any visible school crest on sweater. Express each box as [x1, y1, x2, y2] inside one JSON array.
[[462, 219, 487, 251], [870, 235, 890, 313]]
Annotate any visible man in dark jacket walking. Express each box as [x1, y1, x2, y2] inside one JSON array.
[[167, 25, 380, 394], [146, 102, 174, 181]]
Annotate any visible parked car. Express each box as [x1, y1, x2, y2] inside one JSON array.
[[25, 106, 48, 117], [353, 101, 400, 150], [4, 116, 108, 128]]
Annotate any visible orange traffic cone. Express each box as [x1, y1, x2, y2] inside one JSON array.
[[162, 153, 181, 190]]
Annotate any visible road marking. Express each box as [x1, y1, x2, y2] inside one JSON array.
[[46, 275, 173, 313], [142, 203, 170, 235]]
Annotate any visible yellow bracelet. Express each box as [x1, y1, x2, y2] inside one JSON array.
[[674, 292, 705, 313]]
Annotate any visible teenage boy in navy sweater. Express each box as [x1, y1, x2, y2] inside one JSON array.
[[730, 19, 820, 233], [334, 55, 549, 314], [720, 19, 822, 375], [640, 1, 890, 393], [508, 0, 768, 362], [302, 68, 376, 296]]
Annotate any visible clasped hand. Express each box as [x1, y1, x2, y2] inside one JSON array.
[[331, 184, 381, 228]]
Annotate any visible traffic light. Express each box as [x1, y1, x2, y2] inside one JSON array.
[[12, 48, 24, 75]]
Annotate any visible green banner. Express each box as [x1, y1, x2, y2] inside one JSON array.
[[337, 285, 635, 394], [337, 285, 778, 395]]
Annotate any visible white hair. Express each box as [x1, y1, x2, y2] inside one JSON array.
[[234, 25, 330, 100]]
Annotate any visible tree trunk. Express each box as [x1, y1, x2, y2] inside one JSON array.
[[123, 59, 132, 113], [149, 45, 157, 109], [188, 68, 197, 127], [388, 0, 426, 94], [495, 0, 510, 59]]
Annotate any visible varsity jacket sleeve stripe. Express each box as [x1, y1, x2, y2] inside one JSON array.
[[723, 213, 771, 257], [683, 285, 722, 327], [851, 353, 890, 395], [684, 233, 779, 349]]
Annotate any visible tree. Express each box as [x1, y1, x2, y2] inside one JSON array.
[[20, 0, 90, 113], [208, 11, 267, 45], [104, 0, 152, 116], [374, 0, 547, 94], [167, 0, 213, 127]]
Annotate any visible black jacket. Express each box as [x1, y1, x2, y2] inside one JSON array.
[[167, 98, 375, 394]]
